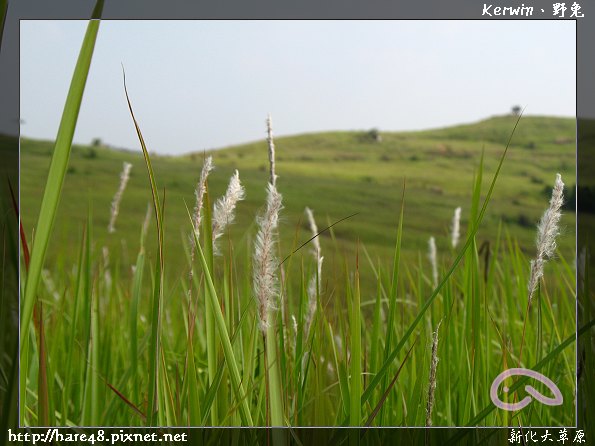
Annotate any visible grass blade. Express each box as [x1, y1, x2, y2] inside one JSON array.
[[192, 230, 254, 426], [349, 248, 362, 426], [20, 17, 100, 355], [365, 337, 417, 427], [123, 70, 165, 426], [445, 319, 595, 445], [378, 179, 405, 424], [357, 112, 524, 415]]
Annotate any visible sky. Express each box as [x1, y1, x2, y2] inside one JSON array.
[[20, 20, 576, 155]]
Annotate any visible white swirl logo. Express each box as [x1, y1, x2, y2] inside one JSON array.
[[490, 368, 563, 411]]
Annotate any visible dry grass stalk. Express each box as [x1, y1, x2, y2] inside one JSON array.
[[425, 321, 441, 427]]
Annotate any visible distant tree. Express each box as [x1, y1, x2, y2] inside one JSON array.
[[91, 137, 103, 147], [368, 128, 382, 143], [511, 105, 522, 116]]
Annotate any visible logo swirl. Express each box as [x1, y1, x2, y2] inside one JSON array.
[[490, 368, 563, 411]]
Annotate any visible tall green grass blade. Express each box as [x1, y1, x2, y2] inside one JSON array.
[[20, 18, 100, 355], [365, 337, 417, 427], [62, 226, 86, 423], [81, 209, 94, 425], [349, 255, 362, 426], [193, 234, 253, 426], [378, 181, 405, 424], [266, 318, 285, 426], [130, 247, 144, 406], [90, 272, 100, 424], [159, 347, 176, 425], [123, 71, 165, 426], [201, 362, 224, 425], [90, 0, 104, 19], [446, 319, 595, 444], [186, 340, 202, 426], [369, 273, 382, 383], [147, 250, 163, 426], [11, 185, 51, 426], [201, 189, 219, 425], [354, 113, 524, 418]]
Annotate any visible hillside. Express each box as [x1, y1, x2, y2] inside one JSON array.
[[20, 115, 576, 285]]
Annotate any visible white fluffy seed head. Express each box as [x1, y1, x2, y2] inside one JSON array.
[[253, 182, 283, 333], [192, 156, 214, 241], [212, 170, 245, 251], [428, 236, 438, 288], [305, 255, 323, 338], [451, 207, 462, 248], [305, 207, 321, 258], [187, 156, 214, 303], [528, 173, 564, 301], [108, 162, 133, 233], [266, 114, 277, 187]]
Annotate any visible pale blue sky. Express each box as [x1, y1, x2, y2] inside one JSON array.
[[20, 20, 576, 155]]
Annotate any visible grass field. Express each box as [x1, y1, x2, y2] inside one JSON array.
[[12, 14, 579, 430], [20, 114, 576, 287], [18, 112, 578, 427]]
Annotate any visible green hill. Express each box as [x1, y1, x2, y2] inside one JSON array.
[[16, 114, 578, 427], [20, 115, 576, 284]]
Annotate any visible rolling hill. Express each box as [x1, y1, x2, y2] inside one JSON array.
[[19, 115, 576, 286]]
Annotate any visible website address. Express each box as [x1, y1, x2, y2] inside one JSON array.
[[8, 429, 188, 444]]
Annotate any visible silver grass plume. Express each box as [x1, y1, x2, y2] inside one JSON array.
[[212, 170, 246, 252], [253, 182, 283, 333], [304, 207, 323, 339], [254, 115, 283, 333], [266, 114, 277, 187], [451, 207, 462, 248], [425, 321, 441, 427], [192, 156, 214, 242], [305, 207, 321, 257], [428, 236, 438, 288], [188, 156, 213, 301], [108, 162, 132, 233], [527, 173, 564, 302]]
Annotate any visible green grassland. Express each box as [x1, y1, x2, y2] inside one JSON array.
[[21, 115, 575, 285], [18, 114, 578, 428]]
